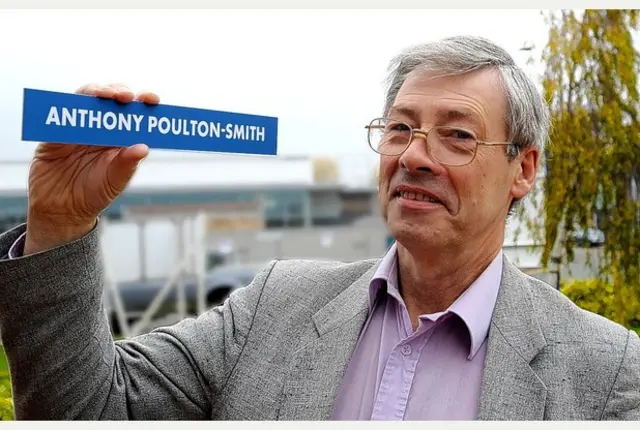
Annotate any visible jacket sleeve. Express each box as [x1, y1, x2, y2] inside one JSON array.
[[0, 223, 275, 420], [600, 329, 640, 420]]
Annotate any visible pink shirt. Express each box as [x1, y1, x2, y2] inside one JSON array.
[[331, 242, 503, 420]]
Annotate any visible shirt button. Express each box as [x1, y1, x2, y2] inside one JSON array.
[[401, 344, 412, 356]]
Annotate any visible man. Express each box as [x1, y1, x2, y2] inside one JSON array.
[[0, 36, 638, 421]]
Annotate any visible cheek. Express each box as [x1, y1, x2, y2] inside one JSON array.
[[378, 158, 397, 194], [451, 168, 488, 210], [377, 158, 397, 216], [455, 160, 510, 214]]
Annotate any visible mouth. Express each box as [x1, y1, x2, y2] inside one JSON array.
[[396, 190, 441, 204], [392, 185, 446, 210]]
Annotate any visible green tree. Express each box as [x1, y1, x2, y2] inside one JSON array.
[[531, 10, 640, 326]]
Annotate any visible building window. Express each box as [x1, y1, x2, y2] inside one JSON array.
[[311, 217, 343, 226], [262, 190, 307, 228]]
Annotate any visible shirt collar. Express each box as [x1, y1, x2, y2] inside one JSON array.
[[370, 241, 503, 359]]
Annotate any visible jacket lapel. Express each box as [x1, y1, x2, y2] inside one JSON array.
[[477, 257, 549, 420], [278, 262, 379, 420]]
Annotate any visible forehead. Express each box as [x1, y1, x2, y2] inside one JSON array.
[[391, 68, 508, 129]]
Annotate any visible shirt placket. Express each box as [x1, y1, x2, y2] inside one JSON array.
[[370, 319, 436, 420]]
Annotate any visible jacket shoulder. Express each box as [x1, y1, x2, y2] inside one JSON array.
[[521, 274, 640, 417], [524, 274, 632, 346], [270, 258, 379, 281], [252, 257, 378, 313], [523, 274, 637, 383]]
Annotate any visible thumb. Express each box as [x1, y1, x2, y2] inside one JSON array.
[[106, 144, 149, 193]]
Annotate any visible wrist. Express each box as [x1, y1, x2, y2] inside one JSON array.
[[24, 213, 97, 255]]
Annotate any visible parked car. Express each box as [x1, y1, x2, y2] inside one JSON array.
[[107, 261, 266, 333], [571, 227, 605, 247]]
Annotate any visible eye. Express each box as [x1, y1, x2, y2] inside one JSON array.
[[436, 127, 477, 150], [386, 121, 411, 133], [450, 129, 475, 140]]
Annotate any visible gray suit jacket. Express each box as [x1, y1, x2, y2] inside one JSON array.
[[0, 223, 638, 420]]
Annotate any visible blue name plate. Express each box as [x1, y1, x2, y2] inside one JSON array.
[[21, 88, 278, 156]]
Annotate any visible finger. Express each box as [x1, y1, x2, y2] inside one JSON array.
[[120, 143, 149, 163], [75, 83, 99, 95], [75, 83, 116, 99], [105, 144, 149, 193], [134, 91, 160, 105], [106, 83, 135, 104]]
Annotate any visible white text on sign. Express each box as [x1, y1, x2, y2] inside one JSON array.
[[44, 106, 267, 142]]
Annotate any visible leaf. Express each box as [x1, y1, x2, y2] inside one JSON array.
[[521, 9, 640, 327]]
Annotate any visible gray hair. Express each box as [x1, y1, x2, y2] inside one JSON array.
[[383, 35, 551, 214]]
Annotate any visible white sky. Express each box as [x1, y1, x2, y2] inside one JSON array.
[[0, 9, 549, 186]]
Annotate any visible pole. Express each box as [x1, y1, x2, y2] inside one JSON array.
[[175, 217, 187, 319], [138, 220, 147, 281], [99, 218, 131, 337], [195, 212, 207, 316], [550, 256, 562, 290], [129, 251, 194, 336]]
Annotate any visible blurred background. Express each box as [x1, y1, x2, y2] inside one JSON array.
[[0, 8, 638, 419]]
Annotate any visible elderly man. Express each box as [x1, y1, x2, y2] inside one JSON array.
[[0, 35, 638, 421]]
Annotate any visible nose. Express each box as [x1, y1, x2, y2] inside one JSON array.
[[398, 132, 445, 175]]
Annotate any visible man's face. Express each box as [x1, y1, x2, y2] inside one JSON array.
[[377, 68, 539, 251]]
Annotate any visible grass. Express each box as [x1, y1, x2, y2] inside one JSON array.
[[0, 346, 12, 420], [0, 346, 6, 373]]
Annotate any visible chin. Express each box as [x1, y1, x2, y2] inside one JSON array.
[[389, 206, 458, 246], [388, 218, 433, 244]]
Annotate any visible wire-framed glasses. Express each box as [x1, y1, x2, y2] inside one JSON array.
[[365, 117, 514, 167]]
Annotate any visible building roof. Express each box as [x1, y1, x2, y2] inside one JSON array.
[[0, 155, 317, 196], [0, 157, 377, 197]]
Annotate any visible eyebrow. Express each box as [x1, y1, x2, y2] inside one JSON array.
[[388, 105, 419, 121], [434, 109, 478, 124], [388, 105, 481, 127]]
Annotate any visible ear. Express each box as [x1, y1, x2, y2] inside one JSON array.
[[510, 146, 539, 200]]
